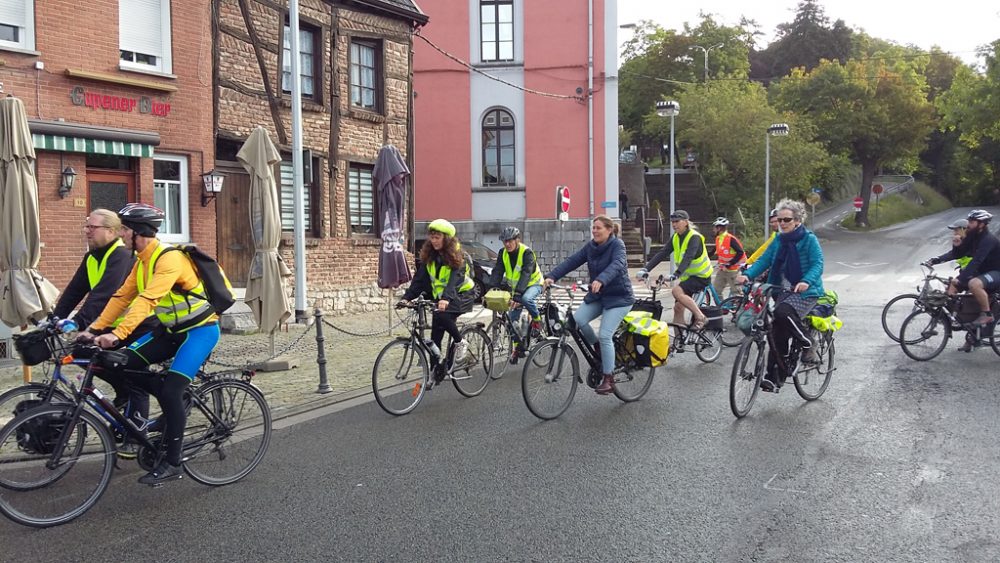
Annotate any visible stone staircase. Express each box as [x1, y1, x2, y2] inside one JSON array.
[[619, 220, 646, 268]]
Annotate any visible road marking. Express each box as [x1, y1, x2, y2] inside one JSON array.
[[836, 261, 889, 269], [763, 473, 806, 494], [861, 274, 882, 282], [823, 274, 849, 282], [897, 275, 923, 284]]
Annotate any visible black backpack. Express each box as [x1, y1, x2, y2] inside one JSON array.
[[159, 245, 236, 315]]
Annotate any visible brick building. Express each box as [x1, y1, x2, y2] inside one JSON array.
[[0, 0, 216, 290], [212, 0, 427, 315]]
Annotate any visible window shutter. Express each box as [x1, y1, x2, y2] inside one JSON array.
[[0, 0, 26, 27], [119, 0, 163, 58], [280, 161, 312, 231]]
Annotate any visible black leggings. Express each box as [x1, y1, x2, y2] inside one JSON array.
[[430, 311, 462, 367], [768, 302, 812, 382]]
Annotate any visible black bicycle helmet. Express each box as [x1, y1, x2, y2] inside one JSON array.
[[967, 209, 993, 223], [499, 226, 521, 242], [118, 203, 165, 236]]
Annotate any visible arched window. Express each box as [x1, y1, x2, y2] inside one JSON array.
[[482, 108, 515, 186]]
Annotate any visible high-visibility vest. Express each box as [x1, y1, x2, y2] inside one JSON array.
[[502, 243, 543, 289], [671, 229, 713, 281], [137, 243, 213, 331], [86, 239, 128, 328], [957, 256, 971, 269], [747, 231, 776, 265], [427, 259, 474, 299], [715, 231, 745, 271]]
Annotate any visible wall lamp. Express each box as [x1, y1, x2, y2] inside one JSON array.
[[200, 169, 225, 207], [58, 165, 77, 198]]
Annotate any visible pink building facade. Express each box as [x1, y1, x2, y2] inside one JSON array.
[[413, 0, 619, 267]]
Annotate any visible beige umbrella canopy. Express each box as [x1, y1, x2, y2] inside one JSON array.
[[0, 96, 58, 327], [238, 126, 292, 335]]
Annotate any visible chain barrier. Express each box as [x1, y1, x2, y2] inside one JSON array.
[[206, 321, 317, 370], [321, 314, 409, 338]]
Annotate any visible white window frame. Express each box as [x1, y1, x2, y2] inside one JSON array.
[[119, 0, 173, 75], [347, 164, 376, 235], [153, 154, 190, 243], [0, 0, 35, 52]]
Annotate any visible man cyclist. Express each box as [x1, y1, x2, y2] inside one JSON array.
[[488, 227, 544, 360], [923, 209, 1000, 351], [637, 209, 711, 331], [79, 203, 221, 485], [712, 217, 746, 297]]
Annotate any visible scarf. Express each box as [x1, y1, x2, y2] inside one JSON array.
[[773, 224, 807, 284]]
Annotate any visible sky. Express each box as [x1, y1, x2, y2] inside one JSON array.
[[618, 0, 1000, 66]]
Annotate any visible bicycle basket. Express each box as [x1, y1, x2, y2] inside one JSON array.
[[14, 400, 70, 456], [922, 290, 949, 308], [13, 330, 53, 366], [632, 298, 664, 321], [483, 289, 512, 312], [699, 306, 724, 332]]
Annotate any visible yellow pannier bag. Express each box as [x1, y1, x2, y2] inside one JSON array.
[[808, 314, 843, 333], [621, 313, 670, 367], [483, 289, 512, 312]]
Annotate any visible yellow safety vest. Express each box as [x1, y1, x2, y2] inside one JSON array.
[[671, 229, 713, 281], [502, 243, 543, 289], [137, 243, 213, 331], [86, 239, 127, 328], [427, 259, 474, 299], [957, 256, 971, 269]]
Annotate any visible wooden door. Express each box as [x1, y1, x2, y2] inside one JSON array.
[[87, 171, 136, 213], [215, 167, 253, 286]]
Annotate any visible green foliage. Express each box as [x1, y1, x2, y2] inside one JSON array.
[[750, 0, 853, 82], [838, 183, 951, 230]]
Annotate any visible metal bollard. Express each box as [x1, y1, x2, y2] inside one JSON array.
[[315, 308, 331, 394]]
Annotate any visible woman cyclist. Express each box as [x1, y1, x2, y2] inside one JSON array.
[[398, 219, 475, 380], [543, 215, 633, 395], [736, 199, 824, 392]]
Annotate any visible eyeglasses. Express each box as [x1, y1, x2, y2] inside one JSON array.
[[83, 225, 111, 231], [776, 217, 796, 224]]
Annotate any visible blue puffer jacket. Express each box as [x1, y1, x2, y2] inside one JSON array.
[[547, 235, 634, 309], [743, 227, 825, 299]]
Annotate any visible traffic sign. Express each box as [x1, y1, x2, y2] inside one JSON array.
[[559, 186, 571, 213], [811, 186, 823, 193], [806, 192, 821, 206], [872, 184, 884, 195], [853, 196, 863, 211]]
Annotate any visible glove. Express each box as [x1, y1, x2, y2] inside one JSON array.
[[666, 274, 678, 283], [637, 268, 649, 280], [921, 258, 938, 267]]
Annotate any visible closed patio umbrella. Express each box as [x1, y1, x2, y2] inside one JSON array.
[[0, 96, 58, 327], [373, 145, 412, 289], [238, 127, 292, 337]]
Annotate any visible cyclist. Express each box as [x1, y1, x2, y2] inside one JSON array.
[[398, 219, 475, 378], [79, 203, 221, 485], [637, 209, 710, 331], [712, 217, 746, 297], [943, 218, 972, 270], [747, 209, 779, 265], [922, 209, 1000, 350], [544, 215, 633, 395], [488, 226, 544, 358], [736, 199, 824, 392]]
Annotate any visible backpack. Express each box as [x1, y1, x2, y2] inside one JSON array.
[[159, 245, 236, 315]]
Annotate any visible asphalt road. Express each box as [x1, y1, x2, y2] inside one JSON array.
[[2, 207, 1000, 562]]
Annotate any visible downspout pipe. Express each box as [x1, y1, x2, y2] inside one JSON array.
[[587, 0, 595, 216]]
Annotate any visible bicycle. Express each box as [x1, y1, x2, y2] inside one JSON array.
[[729, 283, 837, 418], [897, 288, 1000, 361], [881, 264, 951, 343], [372, 297, 493, 415], [0, 346, 272, 528], [520, 284, 656, 420], [1, 320, 80, 429], [653, 277, 725, 363], [718, 277, 761, 348], [485, 290, 557, 380]]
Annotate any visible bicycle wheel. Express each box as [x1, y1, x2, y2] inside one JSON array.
[[899, 309, 951, 361], [729, 337, 766, 418], [182, 380, 271, 486], [372, 339, 429, 416], [794, 333, 835, 401], [521, 340, 579, 420], [611, 359, 655, 403], [881, 293, 921, 343], [0, 406, 114, 528], [695, 330, 724, 363], [719, 296, 745, 347], [452, 326, 493, 397], [0, 384, 73, 429], [487, 318, 514, 380]]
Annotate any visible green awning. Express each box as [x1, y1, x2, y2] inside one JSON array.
[[32, 134, 155, 157]]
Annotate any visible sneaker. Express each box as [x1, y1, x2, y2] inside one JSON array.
[[801, 345, 820, 365], [138, 461, 183, 485], [453, 340, 469, 364], [761, 375, 779, 393], [117, 441, 139, 460], [958, 340, 974, 353]]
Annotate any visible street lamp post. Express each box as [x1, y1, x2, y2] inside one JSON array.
[[764, 123, 790, 238], [691, 43, 723, 81], [656, 100, 680, 271]]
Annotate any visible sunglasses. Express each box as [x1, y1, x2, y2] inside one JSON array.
[[776, 217, 796, 224]]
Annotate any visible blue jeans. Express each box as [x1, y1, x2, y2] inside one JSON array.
[[507, 284, 543, 324], [573, 301, 631, 375]]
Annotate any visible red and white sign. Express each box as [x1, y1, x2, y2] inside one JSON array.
[[872, 184, 884, 195], [853, 196, 863, 211], [559, 186, 571, 213]]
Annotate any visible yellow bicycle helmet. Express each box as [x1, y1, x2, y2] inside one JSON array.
[[428, 218, 456, 237]]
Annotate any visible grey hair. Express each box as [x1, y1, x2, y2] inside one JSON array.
[[775, 198, 807, 222]]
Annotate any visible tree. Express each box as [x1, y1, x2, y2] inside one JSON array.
[[750, 0, 853, 83], [772, 58, 937, 225]]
